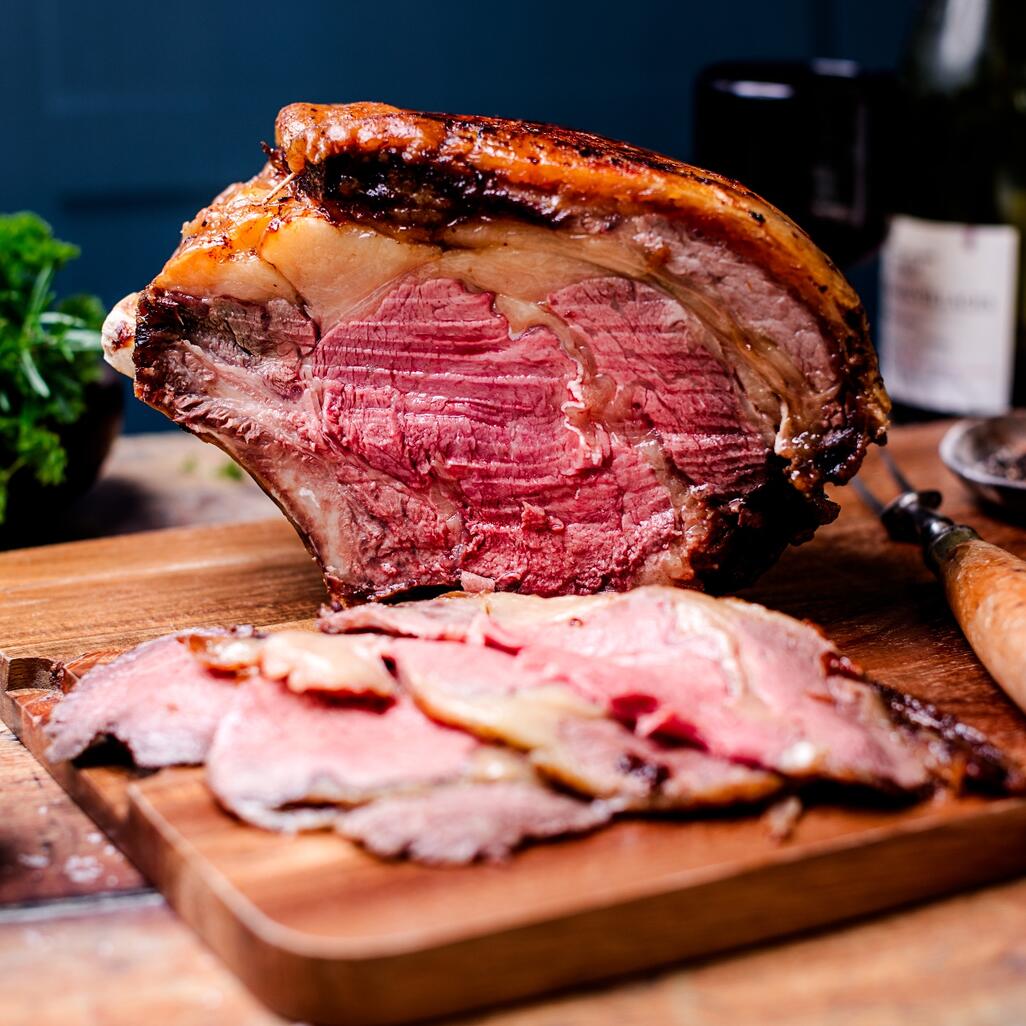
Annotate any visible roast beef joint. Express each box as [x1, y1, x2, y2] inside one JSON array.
[[103, 103, 888, 603]]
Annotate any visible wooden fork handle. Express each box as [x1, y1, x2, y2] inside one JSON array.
[[931, 527, 1026, 714]]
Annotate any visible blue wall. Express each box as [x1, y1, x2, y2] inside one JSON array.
[[1, 0, 918, 431]]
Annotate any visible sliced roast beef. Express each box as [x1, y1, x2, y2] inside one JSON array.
[[548, 719, 778, 810], [40, 589, 1023, 865], [323, 588, 1020, 794], [337, 783, 612, 865], [207, 676, 502, 830], [44, 630, 611, 860], [190, 629, 397, 697], [189, 628, 781, 809], [261, 631, 396, 696], [103, 102, 888, 604], [45, 633, 238, 768], [205, 675, 611, 860], [385, 637, 781, 808]]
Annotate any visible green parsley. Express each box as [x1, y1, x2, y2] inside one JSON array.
[[0, 213, 105, 522]]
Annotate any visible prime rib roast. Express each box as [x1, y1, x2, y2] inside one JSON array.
[[103, 102, 888, 603], [45, 590, 1019, 865]]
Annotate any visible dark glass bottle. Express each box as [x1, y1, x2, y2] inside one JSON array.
[[881, 0, 1026, 420], [694, 60, 890, 270]]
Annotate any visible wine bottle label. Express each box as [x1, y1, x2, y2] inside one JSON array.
[[881, 215, 1020, 415]]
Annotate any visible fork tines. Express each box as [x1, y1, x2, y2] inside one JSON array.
[[880, 449, 917, 493], [850, 475, 885, 514]]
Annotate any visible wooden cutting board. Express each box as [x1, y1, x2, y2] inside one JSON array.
[[4, 422, 1026, 1026]]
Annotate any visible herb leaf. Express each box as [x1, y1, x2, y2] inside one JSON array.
[[0, 212, 105, 524]]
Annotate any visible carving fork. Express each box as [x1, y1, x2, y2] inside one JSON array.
[[853, 451, 1026, 714]]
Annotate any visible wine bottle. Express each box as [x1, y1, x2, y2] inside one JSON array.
[[881, 0, 1026, 419], [693, 61, 889, 270]]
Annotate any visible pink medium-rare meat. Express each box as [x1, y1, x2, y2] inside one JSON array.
[[187, 628, 780, 809], [41, 627, 390, 769], [310, 276, 685, 595], [39, 593, 1021, 866], [206, 676, 482, 831], [205, 676, 613, 858], [43, 627, 612, 861], [385, 633, 927, 791], [103, 102, 889, 604], [45, 633, 238, 768], [322, 588, 1020, 794], [383, 637, 781, 808], [546, 278, 771, 499]]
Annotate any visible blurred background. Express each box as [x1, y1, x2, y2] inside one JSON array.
[[1, 0, 918, 433]]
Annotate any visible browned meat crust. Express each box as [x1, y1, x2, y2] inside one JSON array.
[[271, 102, 888, 477]]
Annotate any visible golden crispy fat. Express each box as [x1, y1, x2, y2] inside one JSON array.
[[163, 102, 887, 453]]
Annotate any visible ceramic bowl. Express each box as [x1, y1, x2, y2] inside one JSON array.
[[939, 413, 1026, 519]]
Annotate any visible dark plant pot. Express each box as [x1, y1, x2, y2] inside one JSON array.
[[0, 364, 123, 548]]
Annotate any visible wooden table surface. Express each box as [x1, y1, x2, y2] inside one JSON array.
[[5, 426, 1026, 1026]]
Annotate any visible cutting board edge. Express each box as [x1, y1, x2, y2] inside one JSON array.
[[130, 804, 1026, 1026], [126, 772, 1026, 962]]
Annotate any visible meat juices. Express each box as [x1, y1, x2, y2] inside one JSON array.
[[102, 103, 889, 604]]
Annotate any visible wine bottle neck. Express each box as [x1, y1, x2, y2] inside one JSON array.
[[906, 0, 1026, 93]]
